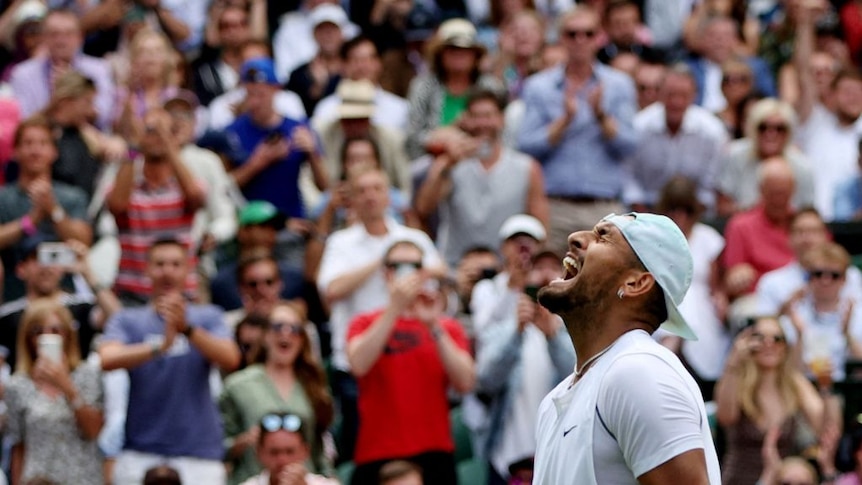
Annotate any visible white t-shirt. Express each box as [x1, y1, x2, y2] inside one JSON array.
[[679, 223, 729, 379], [796, 103, 862, 221], [317, 219, 442, 371], [757, 261, 862, 315], [534, 330, 721, 485]]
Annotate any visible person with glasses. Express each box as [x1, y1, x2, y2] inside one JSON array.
[[346, 240, 474, 485], [716, 98, 815, 218], [781, 242, 862, 383], [517, 5, 636, 256], [6, 298, 104, 485], [715, 317, 824, 485], [239, 412, 338, 485], [220, 300, 335, 484]]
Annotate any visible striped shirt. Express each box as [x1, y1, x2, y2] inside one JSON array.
[[113, 161, 201, 299]]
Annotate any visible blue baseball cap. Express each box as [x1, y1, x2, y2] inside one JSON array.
[[240, 57, 279, 85], [603, 212, 697, 340]]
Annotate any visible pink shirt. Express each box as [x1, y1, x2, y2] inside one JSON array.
[[722, 205, 795, 293]]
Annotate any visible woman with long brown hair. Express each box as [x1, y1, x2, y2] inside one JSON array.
[[219, 300, 335, 485], [6, 298, 103, 485], [715, 316, 824, 484]]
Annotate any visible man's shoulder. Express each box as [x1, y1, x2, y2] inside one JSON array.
[[53, 182, 88, 204], [684, 106, 728, 138], [9, 57, 42, 79], [0, 298, 26, 320], [594, 63, 635, 89], [75, 54, 111, 75]]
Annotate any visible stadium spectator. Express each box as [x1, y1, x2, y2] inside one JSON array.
[[99, 238, 241, 484], [517, 5, 636, 254]]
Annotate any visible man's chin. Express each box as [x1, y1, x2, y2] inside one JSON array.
[[537, 283, 571, 315]]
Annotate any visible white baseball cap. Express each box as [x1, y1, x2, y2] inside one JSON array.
[[603, 212, 698, 340], [498, 214, 546, 242]]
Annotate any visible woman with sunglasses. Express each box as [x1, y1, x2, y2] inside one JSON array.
[[240, 412, 338, 485], [220, 301, 335, 485], [716, 98, 815, 217], [715, 316, 824, 485], [781, 242, 862, 384], [6, 298, 103, 485]]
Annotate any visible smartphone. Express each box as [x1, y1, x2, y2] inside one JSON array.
[[479, 268, 498, 281], [37, 334, 63, 363], [394, 263, 419, 279], [265, 131, 284, 144], [525, 285, 540, 302], [37, 243, 76, 267]]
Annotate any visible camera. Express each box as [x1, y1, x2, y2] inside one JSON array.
[[37, 243, 76, 267]]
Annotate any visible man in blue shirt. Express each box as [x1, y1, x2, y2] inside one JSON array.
[[517, 5, 638, 254], [100, 238, 241, 484], [225, 57, 330, 218]]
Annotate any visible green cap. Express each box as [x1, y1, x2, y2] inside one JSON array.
[[239, 201, 282, 227]]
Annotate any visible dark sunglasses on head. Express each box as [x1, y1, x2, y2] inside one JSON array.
[[757, 122, 789, 134], [751, 332, 786, 345], [563, 28, 596, 40], [260, 413, 303, 433], [808, 269, 844, 281], [270, 321, 304, 335]]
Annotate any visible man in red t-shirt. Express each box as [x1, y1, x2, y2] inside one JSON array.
[[346, 240, 475, 485]]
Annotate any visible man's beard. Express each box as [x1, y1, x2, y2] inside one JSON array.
[[538, 275, 614, 326]]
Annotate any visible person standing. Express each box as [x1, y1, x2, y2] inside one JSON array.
[[516, 6, 637, 254], [533, 212, 721, 484], [99, 238, 241, 484]]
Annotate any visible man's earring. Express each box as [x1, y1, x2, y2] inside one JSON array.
[[617, 288, 625, 299]]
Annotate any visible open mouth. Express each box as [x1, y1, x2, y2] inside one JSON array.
[[562, 255, 580, 280]]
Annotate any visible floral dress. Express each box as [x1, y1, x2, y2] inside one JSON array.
[[6, 360, 104, 485]]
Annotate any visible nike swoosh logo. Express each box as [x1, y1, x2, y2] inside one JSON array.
[[563, 425, 577, 437]]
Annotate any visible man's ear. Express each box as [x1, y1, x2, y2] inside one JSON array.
[[619, 269, 655, 299]]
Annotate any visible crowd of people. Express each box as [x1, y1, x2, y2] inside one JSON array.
[[0, 0, 862, 483]]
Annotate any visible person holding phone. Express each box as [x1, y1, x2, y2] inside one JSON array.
[[6, 298, 104, 485], [346, 240, 474, 485], [472, 247, 575, 484]]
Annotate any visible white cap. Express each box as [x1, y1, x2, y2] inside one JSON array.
[[498, 214, 546, 242], [309, 3, 350, 31], [603, 212, 698, 340]]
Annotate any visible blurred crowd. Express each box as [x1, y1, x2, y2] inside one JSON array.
[[1, 0, 862, 483]]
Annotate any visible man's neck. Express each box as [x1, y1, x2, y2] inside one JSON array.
[[567, 306, 653, 375], [363, 217, 388, 236], [18, 170, 48, 188], [26, 289, 62, 301], [142, 158, 173, 185], [565, 60, 593, 82], [50, 56, 73, 69]]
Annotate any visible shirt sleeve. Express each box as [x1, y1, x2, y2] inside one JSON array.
[[442, 317, 471, 353], [102, 311, 132, 344], [720, 216, 747, 268], [346, 312, 376, 342], [597, 353, 707, 478], [74, 361, 104, 408], [200, 305, 231, 339]]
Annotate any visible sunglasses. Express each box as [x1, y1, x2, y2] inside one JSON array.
[[636, 83, 660, 92], [809, 269, 844, 281], [244, 278, 276, 290], [385, 261, 422, 271], [751, 332, 786, 345], [260, 413, 302, 433], [563, 28, 596, 40], [29, 325, 63, 337], [757, 122, 789, 134], [270, 321, 304, 335]]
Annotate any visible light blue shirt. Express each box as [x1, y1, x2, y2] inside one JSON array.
[[516, 63, 638, 199], [834, 176, 862, 222]]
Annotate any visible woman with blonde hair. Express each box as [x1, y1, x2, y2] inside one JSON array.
[[113, 28, 181, 144], [220, 300, 335, 485], [716, 97, 816, 216], [7, 298, 103, 485], [715, 316, 824, 484]]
